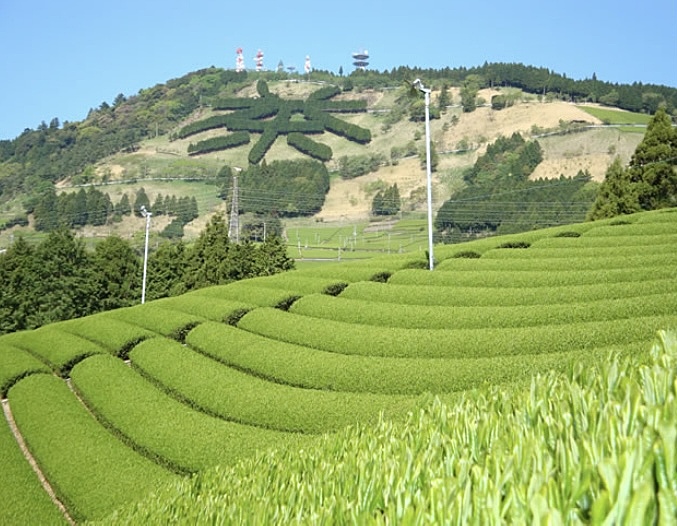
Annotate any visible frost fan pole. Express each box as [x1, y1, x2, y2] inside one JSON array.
[[413, 79, 434, 270], [140, 205, 152, 304]]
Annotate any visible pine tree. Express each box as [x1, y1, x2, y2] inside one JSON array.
[[628, 108, 677, 210], [587, 157, 640, 220], [92, 236, 141, 310], [134, 187, 151, 216], [116, 193, 132, 216]]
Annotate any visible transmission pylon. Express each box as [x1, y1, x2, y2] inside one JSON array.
[[228, 174, 239, 243]]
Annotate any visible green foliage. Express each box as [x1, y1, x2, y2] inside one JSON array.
[[8, 374, 177, 522], [173, 80, 370, 162], [589, 109, 677, 219], [56, 315, 154, 358], [286, 132, 332, 161], [237, 159, 330, 217], [371, 183, 401, 216], [131, 336, 418, 434], [337, 152, 386, 179], [238, 306, 677, 360], [435, 134, 592, 237], [0, 344, 50, 396], [187, 131, 250, 155], [0, 412, 67, 525], [460, 76, 480, 112], [289, 290, 677, 331], [71, 353, 299, 473], [100, 334, 677, 524]]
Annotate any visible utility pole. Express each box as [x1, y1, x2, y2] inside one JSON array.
[[413, 78, 435, 271], [228, 172, 240, 243], [140, 206, 152, 304]]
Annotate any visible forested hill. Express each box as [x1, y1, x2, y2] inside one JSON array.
[[1, 62, 676, 207]]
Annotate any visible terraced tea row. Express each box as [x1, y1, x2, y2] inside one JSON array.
[[70, 353, 303, 473], [389, 265, 676, 287], [339, 277, 677, 307], [0, 403, 66, 525], [130, 338, 420, 433], [289, 291, 677, 330], [237, 307, 677, 360], [8, 374, 177, 522], [186, 321, 644, 395]]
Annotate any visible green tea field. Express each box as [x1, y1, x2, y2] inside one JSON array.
[[1, 208, 676, 524]]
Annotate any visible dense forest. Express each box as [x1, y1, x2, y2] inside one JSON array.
[[435, 133, 597, 239], [1, 63, 675, 210], [0, 214, 293, 335]]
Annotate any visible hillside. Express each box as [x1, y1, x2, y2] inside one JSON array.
[[0, 72, 656, 250], [1, 207, 676, 522]]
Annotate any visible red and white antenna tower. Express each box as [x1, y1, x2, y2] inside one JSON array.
[[235, 48, 245, 72], [254, 49, 264, 71], [304, 55, 311, 74]]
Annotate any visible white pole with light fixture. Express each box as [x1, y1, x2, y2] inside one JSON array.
[[413, 78, 434, 270], [140, 205, 152, 304]]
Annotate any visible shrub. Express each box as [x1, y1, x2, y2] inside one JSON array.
[[237, 307, 677, 361], [287, 132, 333, 161], [497, 241, 531, 249], [451, 250, 482, 258]]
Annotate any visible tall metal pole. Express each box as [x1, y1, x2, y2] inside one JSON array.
[[140, 206, 152, 304], [424, 88, 434, 270], [414, 79, 434, 271], [229, 172, 240, 243]]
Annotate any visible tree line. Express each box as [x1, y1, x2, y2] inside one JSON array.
[[219, 159, 330, 217], [29, 186, 198, 234], [0, 214, 293, 335], [588, 108, 677, 219]]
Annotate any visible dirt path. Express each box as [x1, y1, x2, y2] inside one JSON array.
[[2, 397, 75, 525]]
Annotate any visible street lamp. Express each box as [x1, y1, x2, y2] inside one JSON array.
[[140, 205, 152, 304], [413, 78, 434, 270]]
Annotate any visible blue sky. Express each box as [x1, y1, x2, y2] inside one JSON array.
[[1, 0, 675, 140]]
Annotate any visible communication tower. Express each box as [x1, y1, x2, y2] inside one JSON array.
[[352, 49, 369, 70], [254, 49, 264, 71], [235, 48, 245, 72]]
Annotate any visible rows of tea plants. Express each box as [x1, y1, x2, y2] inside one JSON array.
[[339, 277, 677, 307], [130, 337, 420, 433], [288, 290, 677, 330], [98, 332, 677, 524], [104, 304, 205, 340], [0, 404, 67, 525], [0, 344, 50, 397], [390, 265, 676, 288], [7, 374, 177, 522], [1, 326, 104, 375], [531, 232, 677, 249], [1, 208, 675, 522], [438, 252, 674, 272], [56, 316, 154, 357], [237, 307, 677, 360], [70, 353, 301, 474], [186, 321, 642, 395]]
